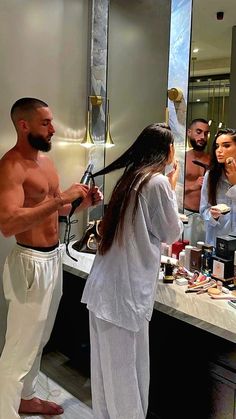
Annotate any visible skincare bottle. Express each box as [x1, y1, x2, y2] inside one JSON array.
[[179, 250, 186, 267], [184, 245, 193, 270]]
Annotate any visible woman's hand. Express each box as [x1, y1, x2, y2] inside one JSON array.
[[225, 157, 236, 185], [209, 207, 221, 220], [166, 159, 179, 190]]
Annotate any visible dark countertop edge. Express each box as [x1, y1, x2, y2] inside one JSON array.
[[63, 263, 89, 280], [154, 301, 236, 344]]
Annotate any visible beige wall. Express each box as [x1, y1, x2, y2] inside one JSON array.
[[0, 0, 89, 351]]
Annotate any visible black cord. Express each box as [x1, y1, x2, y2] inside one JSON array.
[[64, 172, 96, 262], [64, 218, 78, 261]]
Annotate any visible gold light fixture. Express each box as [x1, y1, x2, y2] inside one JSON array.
[[80, 110, 94, 148], [105, 99, 115, 148], [80, 95, 115, 148], [80, 97, 94, 148]]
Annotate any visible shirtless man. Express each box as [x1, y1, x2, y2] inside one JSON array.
[[184, 118, 210, 245], [184, 118, 210, 212], [0, 97, 103, 418]]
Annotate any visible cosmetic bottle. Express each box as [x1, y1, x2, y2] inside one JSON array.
[[163, 259, 174, 283], [179, 250, 186, 267], [184, 245, 193, 270]]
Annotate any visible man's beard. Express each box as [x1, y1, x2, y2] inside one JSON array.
[[189, 138, 207, 152], [27, 133, 51, 152]]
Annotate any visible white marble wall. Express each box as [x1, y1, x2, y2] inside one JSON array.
[[167, 0, 193, 210]]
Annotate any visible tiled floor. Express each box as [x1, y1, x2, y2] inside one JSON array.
[[20, 371, 93, 419], [41, 351, 92, 407]]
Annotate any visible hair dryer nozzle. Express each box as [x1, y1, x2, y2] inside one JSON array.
[[80, 163, 94, 185]]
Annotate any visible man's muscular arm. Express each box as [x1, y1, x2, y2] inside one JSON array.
[[0, 162, 89, 237], [58, 185, 103, 216]]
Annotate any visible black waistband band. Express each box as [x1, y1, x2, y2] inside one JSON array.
[[184, 208, 200, 214], [17, 242, 59, 252]]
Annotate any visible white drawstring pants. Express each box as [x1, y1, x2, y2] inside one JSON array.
[[89, 312, 149, 419], [0, 244, 63, 419]]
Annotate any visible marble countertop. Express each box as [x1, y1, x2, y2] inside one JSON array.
[[63, 244, 236, 343], [154, 282, 236, 343]]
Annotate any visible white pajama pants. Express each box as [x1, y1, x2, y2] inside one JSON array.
[[0, 244, 63, 419], [89, 312, 149, 419]]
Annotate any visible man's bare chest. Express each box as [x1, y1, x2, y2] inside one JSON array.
[[23, 166, 58, 205]]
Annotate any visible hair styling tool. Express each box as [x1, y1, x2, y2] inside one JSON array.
[[192, 159, 209, 174], [69, 163, 94, 218], [65, 163, 94, 261]]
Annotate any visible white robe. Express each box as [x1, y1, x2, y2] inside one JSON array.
[[82, 173, 183, 418]]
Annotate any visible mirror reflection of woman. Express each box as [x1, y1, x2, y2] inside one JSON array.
[[200, 128, 236, 246], [81, 123, 183, 419]]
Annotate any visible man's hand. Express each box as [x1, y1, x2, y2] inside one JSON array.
[[60, 183, 89, 205], [78, 186, 103, 211]]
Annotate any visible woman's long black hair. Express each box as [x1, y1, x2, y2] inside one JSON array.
[[92, 123, 174, 255], [208, 128, 236, 205]]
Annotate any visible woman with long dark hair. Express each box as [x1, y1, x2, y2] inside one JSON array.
[[200, 128, 236, 246], [82, 123, 183, 419]]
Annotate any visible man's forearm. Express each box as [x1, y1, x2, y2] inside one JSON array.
[[0, 196, 64, 237]]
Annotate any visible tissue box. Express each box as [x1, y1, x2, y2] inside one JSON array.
[[212, 255, 234, 280]]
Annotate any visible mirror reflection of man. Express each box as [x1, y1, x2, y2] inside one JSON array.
[[184, 118, 210, 212], [184, 118, 210, 244]]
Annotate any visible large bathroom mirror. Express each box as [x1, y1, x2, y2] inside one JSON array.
[[104, 0, 171, 203], [183, 0, 236, 244]]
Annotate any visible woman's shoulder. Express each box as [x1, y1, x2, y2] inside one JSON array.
[[142, 173, 170, 195], [149, 173, 169, 187]]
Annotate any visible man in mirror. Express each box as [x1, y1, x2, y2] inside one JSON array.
[[184, 118, 210, 244]]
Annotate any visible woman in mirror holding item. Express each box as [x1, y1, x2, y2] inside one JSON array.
[[81, 123, 183, 419], [200, 128, 236, 246]]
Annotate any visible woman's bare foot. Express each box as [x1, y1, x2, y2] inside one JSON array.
[[19, 397, 64, 415]]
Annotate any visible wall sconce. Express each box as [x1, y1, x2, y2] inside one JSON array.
[[80, 95, 115, 147], [80, 96, 95, 148], [105, 99, 114, 148], [80, 111, 94, 148]]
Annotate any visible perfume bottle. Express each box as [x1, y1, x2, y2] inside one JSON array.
[[163, 259, 174, 283], [201, 248, 213, 276]]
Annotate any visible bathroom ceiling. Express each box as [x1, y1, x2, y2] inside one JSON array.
[[191, 0, 236, 75]]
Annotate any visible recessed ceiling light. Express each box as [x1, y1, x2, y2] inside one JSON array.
[[193, 48, 199, 53], [196, 99, 201, 102]]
